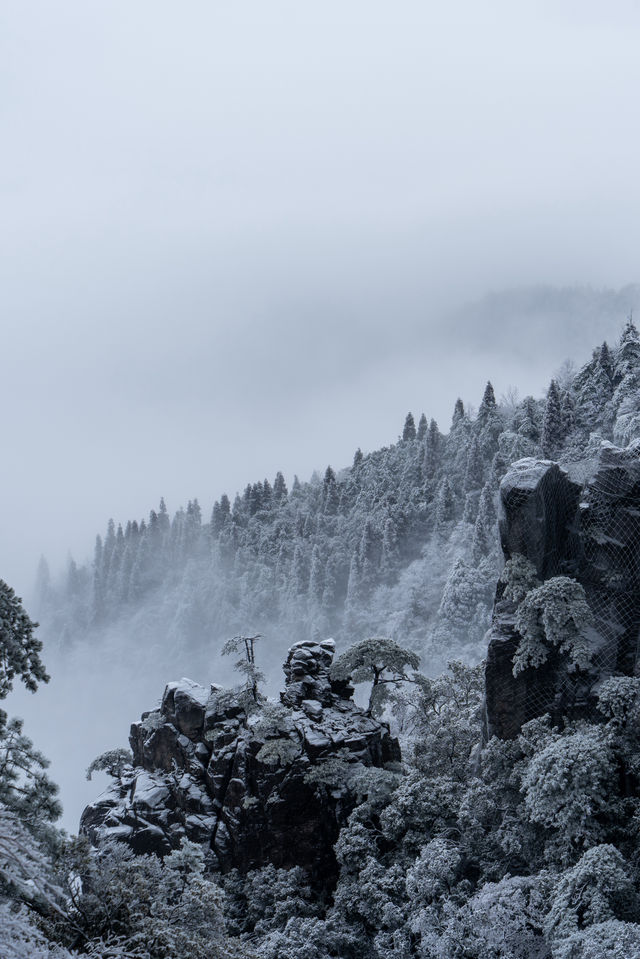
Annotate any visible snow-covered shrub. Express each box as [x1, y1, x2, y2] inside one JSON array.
[[52, 838, 246, 959], [513, 576, 594, 675], [499, 553, 540, 604], [552, 920, 640, 959], [419, 874, 549, 959], [520, 728, 615, 850], [545, 845, 637, 944]]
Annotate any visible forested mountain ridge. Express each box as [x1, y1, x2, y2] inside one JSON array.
[[35, 318, 640, 677], [6, 318, 640, 958]]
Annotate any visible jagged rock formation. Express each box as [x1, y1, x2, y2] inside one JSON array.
[[485, 441, 640, 738], [81, 639, 400, 881]]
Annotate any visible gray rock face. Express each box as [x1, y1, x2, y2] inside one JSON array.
[[498, 458, 581, 579], [485, 442, 640, 739], [81, 639, 400, 881]]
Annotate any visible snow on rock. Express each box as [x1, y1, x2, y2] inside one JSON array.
[[498, 458, 580, 579], [161, 678, 215, 740], [80, 639, 399, 884]]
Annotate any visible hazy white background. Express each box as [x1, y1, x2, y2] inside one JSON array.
[[3, 1, 640, 592], [3, 2, 640, 827]]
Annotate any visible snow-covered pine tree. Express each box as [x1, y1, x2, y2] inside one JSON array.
[[541, 379, 564, 457], [402, 412, 417, 442]]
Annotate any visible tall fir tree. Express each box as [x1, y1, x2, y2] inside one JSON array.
[[402, 412, 417, 442], [477, 381, 497, 426], [423, 419, 442, 478], [273, 471, 288, 503], [472, 483, 498, 562], [541, 379, 564, 457], [464, 437, 484, 492], [452, 398, 465, 426]]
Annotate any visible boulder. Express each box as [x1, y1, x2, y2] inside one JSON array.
[[498, 458, 581, 578]]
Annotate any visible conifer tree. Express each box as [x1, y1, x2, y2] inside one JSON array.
[[452, 398, 465, 426], [599, 340, 613, 380], [477, 381, 497, 426], [248, 484, 262, 516], [423, 419, 442, 477], [211, 500, 226, 537], [129, 533, 151, 603], [289, 545, 307, 596], [309, 545, 324, 604], [561, 389, 576, 437], [102, 518, 116, 573], [92, 534, 105, 623], [400, 447, 423, 494], [323, 466, 339, 515], [380, 517, 399, 582], [462, 492, 478, 525], [352, 448, 364, 469], [541, 379, 564, 457], [402, 412, 417, 442], [321, 555, 339, 615], [417, 413, 428, 441], [434, 477, 456, 538], [434, 557, 492, 647], [0, 581, 48, 698], [117, 544, 134, 604], [358, 520, 377, 596], [273, 471, 288, 503], [517, 396, 541, 443], [477, 380, 503, 459], [331, 637, 420, 716], [344, 551, 362, 632], [158, 497, 170, 532], [616, 314, 640, 375], [490, 449, 509, 489], [472, 483, 498, 562], [464, 437, 484, 492], [611, 316, 640, 420]]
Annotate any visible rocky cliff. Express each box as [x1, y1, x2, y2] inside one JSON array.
[[485, 441, 640, 738], [80, 638, 400, 881]]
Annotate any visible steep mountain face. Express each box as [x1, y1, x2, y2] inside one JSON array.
[[485, 441, 640, 739], [80, 639, 399, 883]]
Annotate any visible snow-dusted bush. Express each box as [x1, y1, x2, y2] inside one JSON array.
[[499, 553, 540, 604], [545, 845, 637, 945], [513, 576, 594, 675], [520, 728, 615, 848]]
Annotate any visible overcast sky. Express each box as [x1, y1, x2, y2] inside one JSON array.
[[3, 1, 640, 597]]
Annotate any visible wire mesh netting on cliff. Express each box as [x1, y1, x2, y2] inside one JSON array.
[[568, 447, 640, 678], [501, 445, 640, 726]]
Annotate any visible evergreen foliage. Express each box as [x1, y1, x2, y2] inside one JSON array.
[[0, 579, 48, 698], [541, 379, 564, 457], [513, 576, 594, 676], [402, 413, 417, 442], [331, 637, 421, 714]]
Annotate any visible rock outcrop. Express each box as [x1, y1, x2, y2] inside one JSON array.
[[81, 639, 400, 882], [485, 442, 640, 739]]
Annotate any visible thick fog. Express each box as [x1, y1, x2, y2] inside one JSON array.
[[2, 1, 640, 829]]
